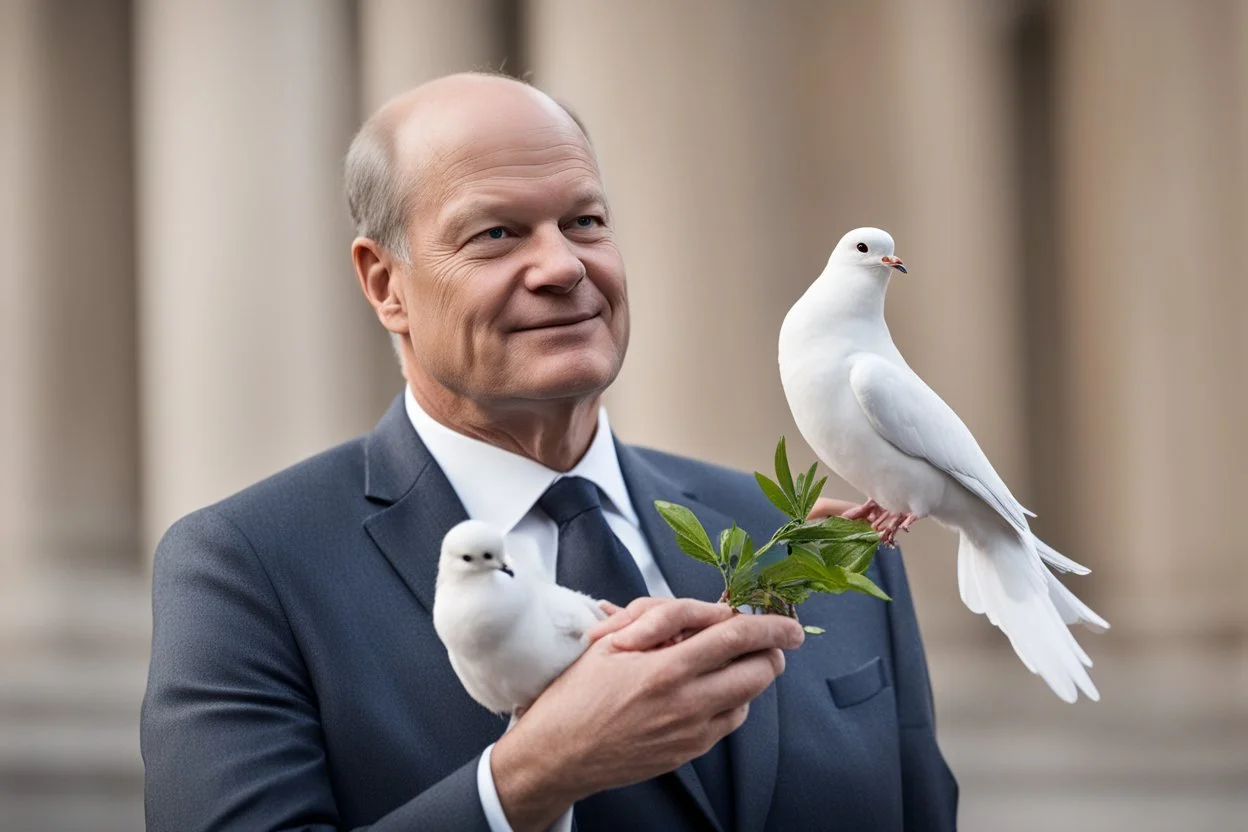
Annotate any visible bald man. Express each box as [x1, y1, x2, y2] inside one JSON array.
[[141, 74, 957, 832]]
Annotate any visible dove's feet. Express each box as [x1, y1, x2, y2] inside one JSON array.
[[840, 500, 919, 546], [875, 512, 919, 546]]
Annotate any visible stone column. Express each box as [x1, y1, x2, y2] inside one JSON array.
[[0, 0, 139, 641], [870, 0, 1032, 648], [1236, 0, 1248, 657], [135, 0, 393, 550], [527, 0, 819, 471], [1055, 0, 1243, 642], [358, 0, 506, 111]]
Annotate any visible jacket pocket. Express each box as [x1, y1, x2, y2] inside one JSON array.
[[826, 656, 890, 708]]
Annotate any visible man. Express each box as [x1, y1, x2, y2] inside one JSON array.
[[142, 73, 957, 831]]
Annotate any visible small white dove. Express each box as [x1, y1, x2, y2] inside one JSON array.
[[778, 227, 1109, 703], [433, 520, 609, 715]]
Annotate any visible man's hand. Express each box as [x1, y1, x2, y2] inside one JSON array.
[[490, 598, 804, 832]]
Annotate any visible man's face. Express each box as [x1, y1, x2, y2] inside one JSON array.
[[396, 109, 629, 407]]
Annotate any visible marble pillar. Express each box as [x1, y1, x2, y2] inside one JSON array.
[[1055, 0, 1243, 642], [358, 0, 507, 112], [135, 0, 392, 550], [0, 0, 139, 644]]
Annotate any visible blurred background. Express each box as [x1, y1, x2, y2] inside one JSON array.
[[1, 0, 1245, 829]]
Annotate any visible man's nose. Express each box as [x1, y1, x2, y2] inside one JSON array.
[[524, 225, 586, 294]]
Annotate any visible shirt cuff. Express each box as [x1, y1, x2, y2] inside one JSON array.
[[477, 743, 575, 832]]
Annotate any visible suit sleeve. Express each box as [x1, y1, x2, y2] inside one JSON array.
[[141, 508, 492, 832], [875, 546, 959, 832]]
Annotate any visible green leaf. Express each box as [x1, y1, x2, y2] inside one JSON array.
[[803, 625, 826, 635], [719, 524, 749, 569], [757, 550, 815, 585], [772, 584, 812, 606], [754, 472, 796, 517], [728, 555, 761, 601], [842, 545, 877, 575], [799, 462, 818, 515], [842, 569, 892, 601], [774, 437, 796, 506], [654, 501, 719, 566], [783, 517, 876, 543], [735, 529, 758, 573], [803, 475, 828, 519], [811, 534, 880, 571]]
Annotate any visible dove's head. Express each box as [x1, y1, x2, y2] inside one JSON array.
[[829, 227, 907, 276], [439, 520, 515, 582]]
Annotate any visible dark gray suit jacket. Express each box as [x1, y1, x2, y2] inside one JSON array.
[[142, 395, 957, 831]]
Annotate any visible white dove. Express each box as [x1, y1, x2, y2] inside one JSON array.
[[433, 519, 609, 715], [778, 227, 1108, 703]]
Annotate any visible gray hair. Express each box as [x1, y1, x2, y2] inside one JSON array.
[[344, 109, 412, 363], [344, 112, 411, 262]]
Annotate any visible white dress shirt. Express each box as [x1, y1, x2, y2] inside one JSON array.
[[404, 388, 673, 832]]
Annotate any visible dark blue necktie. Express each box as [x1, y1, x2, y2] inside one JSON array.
[[538, 476, 735, 831], [540, 476, 649, 608]]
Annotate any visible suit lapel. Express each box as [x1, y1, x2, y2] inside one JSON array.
[[362, 396, 469, 615], [616, 443, 780, 832]]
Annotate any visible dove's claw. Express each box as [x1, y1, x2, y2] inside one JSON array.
[[841, 499, 881, 521]]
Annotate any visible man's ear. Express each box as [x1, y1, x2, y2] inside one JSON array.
[[352, 237, 408, 337]]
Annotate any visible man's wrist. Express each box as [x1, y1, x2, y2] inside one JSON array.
[[491, 723, 580, 832]]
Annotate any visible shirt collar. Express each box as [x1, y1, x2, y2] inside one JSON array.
[[404, 387, 639, 534]]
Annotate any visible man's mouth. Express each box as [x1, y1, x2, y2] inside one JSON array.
[[515, 312, 600, 331]]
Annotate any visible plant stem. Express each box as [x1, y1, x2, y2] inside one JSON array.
[[751, 519, 800, 562]]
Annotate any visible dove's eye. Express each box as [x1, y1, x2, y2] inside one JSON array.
[[856, 242, 869, 253], [483, 552, 493, 560], [462, 554, 472, 562]]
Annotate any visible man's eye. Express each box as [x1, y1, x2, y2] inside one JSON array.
[[572, 216, 601, 229], [470, 226, 511, 243]]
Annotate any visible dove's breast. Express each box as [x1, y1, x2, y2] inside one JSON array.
[[780, 343, 949, 517]]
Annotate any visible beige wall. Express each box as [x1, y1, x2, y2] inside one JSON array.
[[1, 1, 1245, 828]]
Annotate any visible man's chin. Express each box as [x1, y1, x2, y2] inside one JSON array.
[[508, 353, 622, 402]]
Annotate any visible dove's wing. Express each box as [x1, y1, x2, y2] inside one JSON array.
[[848, 353, 1035, 539], [541, 585, 606, 640]]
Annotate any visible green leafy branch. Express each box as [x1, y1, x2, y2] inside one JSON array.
[[655, 437, 890, 634]]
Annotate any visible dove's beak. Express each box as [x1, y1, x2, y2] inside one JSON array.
[[881, 255, 908, 274], [499, 564, 514, 578]]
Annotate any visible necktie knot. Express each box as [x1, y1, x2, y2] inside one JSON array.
[[538, 476, 603, 526]]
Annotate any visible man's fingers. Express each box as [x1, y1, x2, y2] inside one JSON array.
[[697, 649, 788, 714], [712, 703, 752, 737], [587, 596, 669, 642], [607, 599, 736, 651], [675, 614, 804, 675], [807, 497, 840, 521]]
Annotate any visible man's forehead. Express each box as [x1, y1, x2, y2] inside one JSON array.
[[411, 121, 602, 215], [389, 78, 587, 170]]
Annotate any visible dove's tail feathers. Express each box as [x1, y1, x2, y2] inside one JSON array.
[[1034, 538, 1091, 575], [1045, 569, 1110, 633], [956, 530, 1100, 703]]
